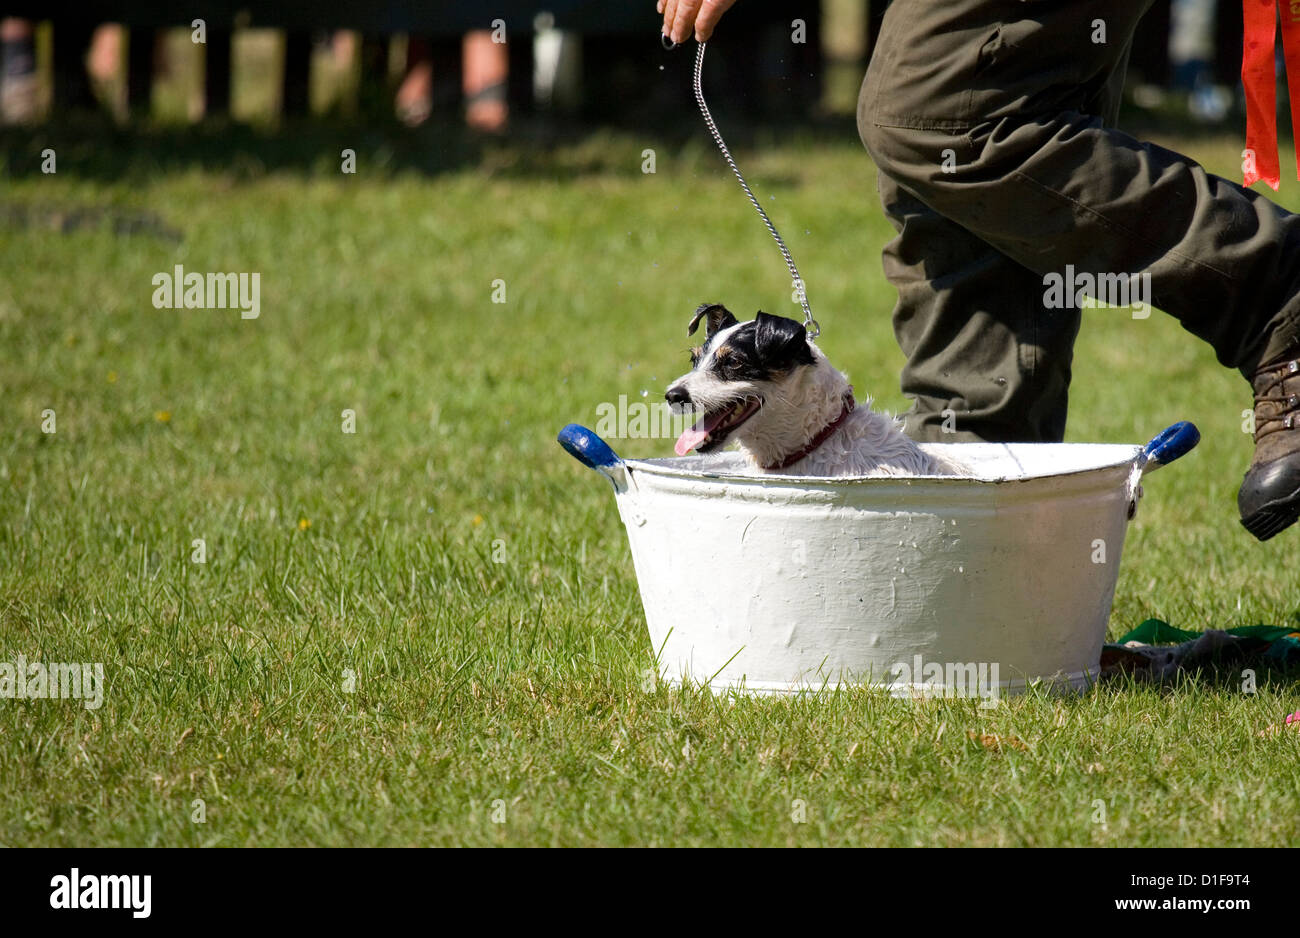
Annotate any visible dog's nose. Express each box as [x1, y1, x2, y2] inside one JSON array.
[[666, 386, 691, 406]]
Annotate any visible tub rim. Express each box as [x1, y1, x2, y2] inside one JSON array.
[[620, 441, 1145, 488]]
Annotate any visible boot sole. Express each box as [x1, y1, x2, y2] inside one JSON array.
[[1240, 485, 1300, 541]]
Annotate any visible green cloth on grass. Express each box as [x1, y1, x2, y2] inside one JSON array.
[[1114, 618, 1300, 664]]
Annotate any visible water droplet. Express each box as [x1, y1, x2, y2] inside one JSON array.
[[640, 389, 648, 398]]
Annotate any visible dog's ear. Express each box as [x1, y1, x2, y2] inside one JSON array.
[[687, 303, 739, 338], [753, 312, 815, 369]]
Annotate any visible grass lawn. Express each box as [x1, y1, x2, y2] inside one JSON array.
[[1, 118, 1298, 847]]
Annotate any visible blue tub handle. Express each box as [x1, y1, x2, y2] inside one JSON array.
[[1127, 420, 1199, 520], [558, 424, 626, 489], [1139, 420, 1200, 476]]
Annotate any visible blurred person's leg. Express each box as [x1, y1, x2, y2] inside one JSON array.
[[330, 30, 357, 69], [860, 0, 1300, 439], [1, 17, 37, 123], [463, 30, 507, 133], [1169, 0, 1227, 121], [396, 36, 432, 126], [88, 23, 126, 118], [1169, 0, 1215, 88], [88, 25, 123, 82]]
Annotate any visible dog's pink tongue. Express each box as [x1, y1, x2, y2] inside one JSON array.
[[675, 409, 728, 456]]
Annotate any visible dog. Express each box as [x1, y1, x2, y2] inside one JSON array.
[[665, 303, 956, 476]]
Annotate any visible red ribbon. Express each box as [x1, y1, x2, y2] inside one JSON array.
[[1243, 0, 1300, 189]]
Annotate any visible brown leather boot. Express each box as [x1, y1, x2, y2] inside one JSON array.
[[1239, 353, 1300, 539]]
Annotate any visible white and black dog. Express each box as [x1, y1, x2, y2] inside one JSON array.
[[665, 303, 956, 476]]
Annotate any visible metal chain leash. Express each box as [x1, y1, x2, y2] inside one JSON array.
[[690, 41, 820, 339]]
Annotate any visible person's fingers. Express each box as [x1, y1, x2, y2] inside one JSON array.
[[669, 0, 703, 44], [662, 0, 680, 38], [657, 0, 665, 14], [693, 0, 738, 41]]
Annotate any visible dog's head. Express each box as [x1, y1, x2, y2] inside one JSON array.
[[665, 303, 818, 456]]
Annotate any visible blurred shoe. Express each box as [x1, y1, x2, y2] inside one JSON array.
[[1239, 350, 1300, 539]]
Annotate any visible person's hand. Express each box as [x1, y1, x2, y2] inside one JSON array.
[[658, 0, 739, 45]]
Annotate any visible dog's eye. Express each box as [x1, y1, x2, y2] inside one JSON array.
[[689, 347, 702, 366]]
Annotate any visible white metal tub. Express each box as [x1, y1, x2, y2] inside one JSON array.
[[558, 422, 1199, 699]]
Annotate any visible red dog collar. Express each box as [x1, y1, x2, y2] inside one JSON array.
[[764, 391, 856, 471]]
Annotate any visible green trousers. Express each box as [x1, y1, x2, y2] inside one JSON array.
[[858, 0, 1300, 442]]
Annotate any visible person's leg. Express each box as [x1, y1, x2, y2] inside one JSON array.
[[1, 18, 37, 124], [878, 171, 1080, 442], [862, 0, 1300, 536], [865, 0, 1141, 442], [462, 30, 508, 133], [860, 0, 1300, 380], [397, 37, 433, 127]]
